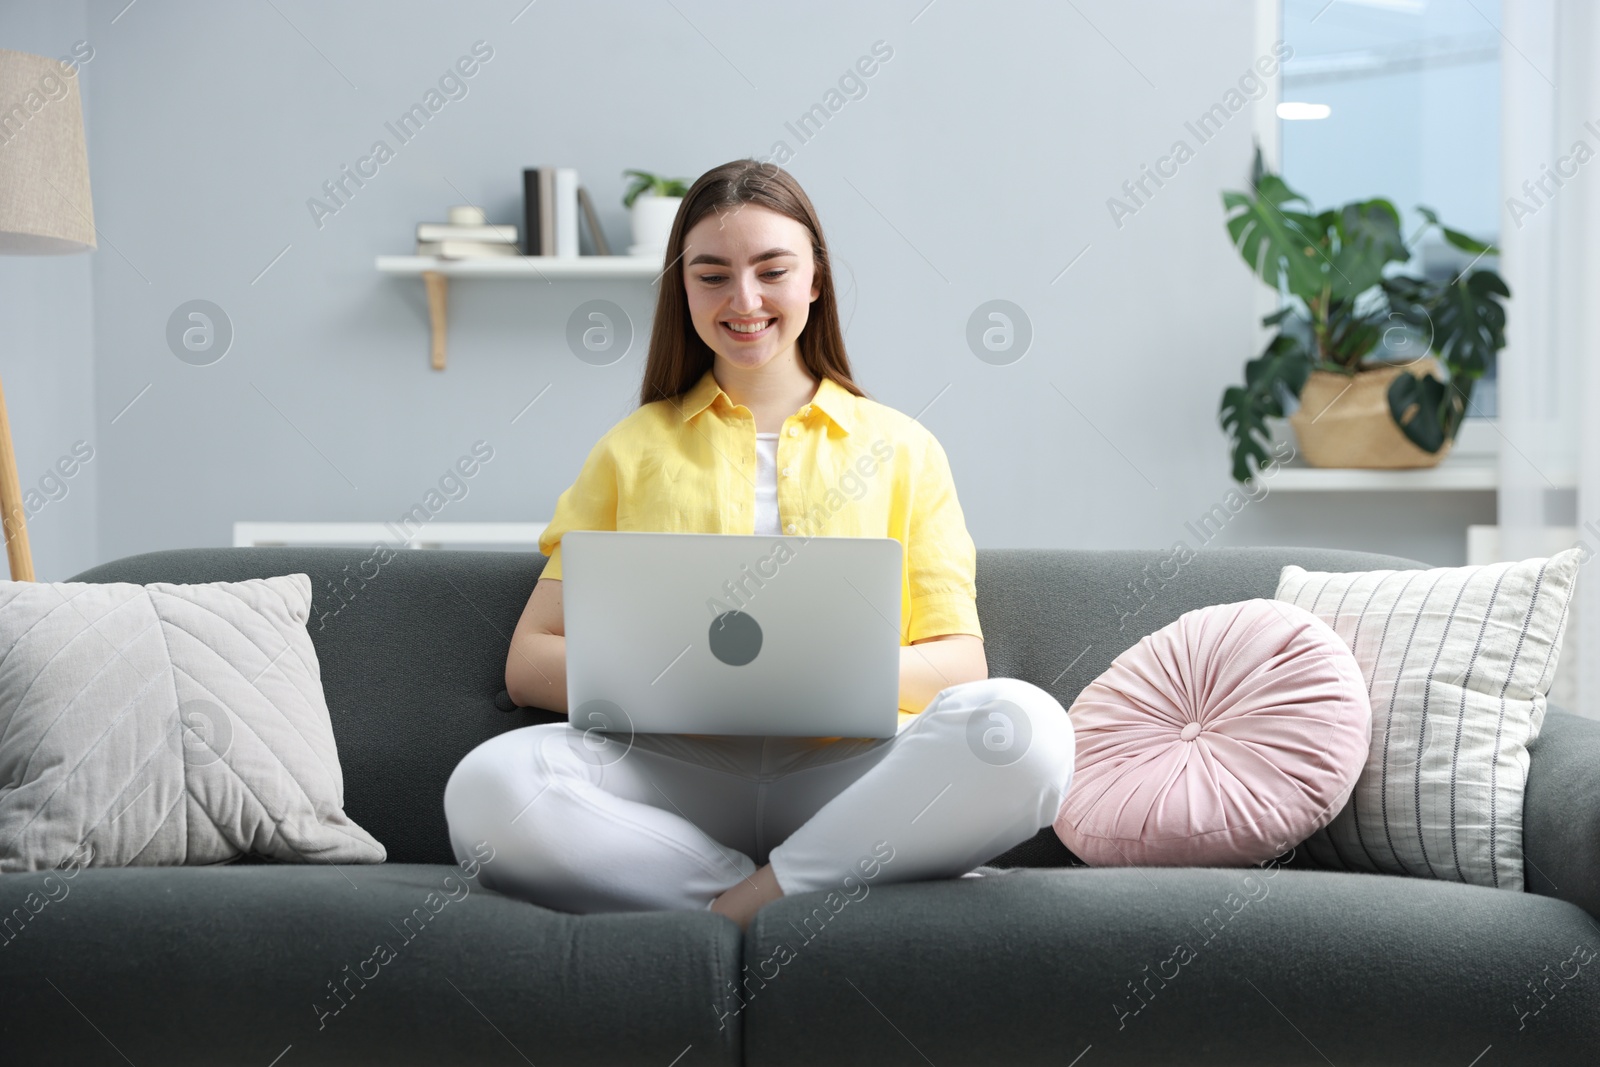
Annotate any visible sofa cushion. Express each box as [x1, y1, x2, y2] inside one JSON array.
[[0, 861, 742, 1065], [741, 865, 1600, 1066], [1277, 549, 1581, 890], [1054, 599, 1370, 866], [0, 574, 384, 872]]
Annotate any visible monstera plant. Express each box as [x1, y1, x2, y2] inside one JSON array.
[[1218, 150, 1510, 483]]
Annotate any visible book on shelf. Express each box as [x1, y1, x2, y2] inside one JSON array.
[[416, 222, 519, 245], [524, 166, 607, 256], [415, 239, 520, 259], [522, 168, 542, 256], [554, 168, 578, 256], [539, 167, 553, 255], [577, 185, 610, 255]]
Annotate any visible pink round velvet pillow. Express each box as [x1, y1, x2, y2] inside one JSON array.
[[1054, 598, 1370, 867]]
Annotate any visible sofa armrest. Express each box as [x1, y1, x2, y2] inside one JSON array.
[[1524, 705, 1600, 918]]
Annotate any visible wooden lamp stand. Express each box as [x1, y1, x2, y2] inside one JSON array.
[[0, 373, 34, 581]]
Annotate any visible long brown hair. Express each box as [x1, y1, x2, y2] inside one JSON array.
[[637, 159, 869, 410]]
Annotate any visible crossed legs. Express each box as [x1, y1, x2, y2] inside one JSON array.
[[443, 677, 1075, 923]]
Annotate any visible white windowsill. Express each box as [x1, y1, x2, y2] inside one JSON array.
[[233, 521, 549, 550]]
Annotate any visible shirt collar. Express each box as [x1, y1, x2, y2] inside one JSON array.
[[677, 368, 855, 435]]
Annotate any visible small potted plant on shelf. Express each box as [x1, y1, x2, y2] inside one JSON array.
[[1218, 149, 1510, 483], [622, 169, 689, 257]]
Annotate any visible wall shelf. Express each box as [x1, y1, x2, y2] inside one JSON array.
[[1254, 418, 1518, 492], [375, 255, 664, 278], [376, 254, 665, 369]]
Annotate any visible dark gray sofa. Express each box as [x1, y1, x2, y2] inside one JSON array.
[[2, 544, 1596, 1065]]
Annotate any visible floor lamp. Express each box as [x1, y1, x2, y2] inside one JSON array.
[[0, 48, 97, 582]]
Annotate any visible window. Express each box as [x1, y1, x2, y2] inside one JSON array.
[[1280, 0, 1501, 414]]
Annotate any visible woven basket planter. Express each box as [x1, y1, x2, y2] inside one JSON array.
[[1288, 357, 1453, 469]]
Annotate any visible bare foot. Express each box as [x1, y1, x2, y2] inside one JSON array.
[[709, 863, 784, 931]]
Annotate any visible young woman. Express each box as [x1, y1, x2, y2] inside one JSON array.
[[443, 160, 1074, 930]]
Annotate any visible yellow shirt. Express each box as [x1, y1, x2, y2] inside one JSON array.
[[536, 367, 983, 645]]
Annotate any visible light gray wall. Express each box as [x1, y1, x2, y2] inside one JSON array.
[[20, 0, 1467, 579], [0, 0, 97, 582]]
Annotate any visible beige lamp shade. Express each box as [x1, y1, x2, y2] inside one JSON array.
[[0, 48, 95, 254]]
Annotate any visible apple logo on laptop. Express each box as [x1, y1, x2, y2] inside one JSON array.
[[709, 610, 762, 666]]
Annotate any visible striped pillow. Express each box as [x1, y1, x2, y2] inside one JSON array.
[[1275, 549, 1581, 891]]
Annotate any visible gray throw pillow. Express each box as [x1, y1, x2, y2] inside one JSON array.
[[0, 574, 385, 871]]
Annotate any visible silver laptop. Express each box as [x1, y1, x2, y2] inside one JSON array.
[[561, 530, 902, 738]]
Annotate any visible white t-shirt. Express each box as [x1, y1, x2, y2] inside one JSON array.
[[754, 432, 780, 535]]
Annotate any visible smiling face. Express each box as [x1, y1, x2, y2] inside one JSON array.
[[682, 203, 822, 375]]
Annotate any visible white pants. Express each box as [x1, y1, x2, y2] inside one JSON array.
[[442, 677, 1075, 914]]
